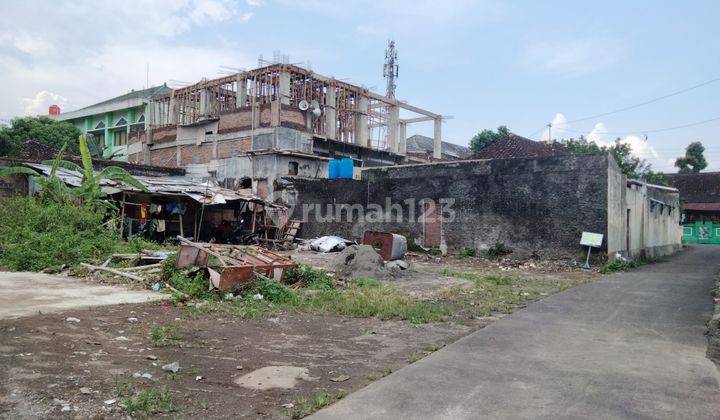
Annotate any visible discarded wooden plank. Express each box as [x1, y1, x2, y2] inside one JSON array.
[[123, 263, 163, 272], [80, 263, 145, 282]]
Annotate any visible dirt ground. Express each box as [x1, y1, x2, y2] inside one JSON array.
[[0, 250, 597, 418]]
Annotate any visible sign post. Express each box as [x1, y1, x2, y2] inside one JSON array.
[[580, 232, 604, 269]]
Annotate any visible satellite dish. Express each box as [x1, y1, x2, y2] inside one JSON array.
[[310, 100, 321, 117], [298, 100, 309, 111]]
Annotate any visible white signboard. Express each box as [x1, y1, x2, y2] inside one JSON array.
[[580, 232, 604, 248]]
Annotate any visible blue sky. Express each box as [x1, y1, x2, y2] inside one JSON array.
[[1, 0, 719, 171]]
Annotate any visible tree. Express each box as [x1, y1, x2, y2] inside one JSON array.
[[469, 125, 509, 153], [675, 141, 707, 173], [0, 116, 81, 157], [0, 135, 147, 210], [561, 137, 668, 185]]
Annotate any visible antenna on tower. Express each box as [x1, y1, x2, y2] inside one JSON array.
[[383, 40, 398, 99]]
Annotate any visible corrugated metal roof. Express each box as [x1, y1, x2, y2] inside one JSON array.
[[22, 163, 269, 206]]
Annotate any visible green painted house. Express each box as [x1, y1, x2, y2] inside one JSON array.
[[666, 172, 720, 244], [53, 85, 171, 161]]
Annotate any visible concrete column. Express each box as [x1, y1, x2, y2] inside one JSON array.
[[433, 117, 442, 159], [325, 85, 337, 140], [168, 95, 176, 125], [389, 106, 400, 153], [104, 113, 111, 155], [199, 89, 209, 116], [236, 74, 247, 108], [279, 72, 291, 106], [271, 100, 281, 127], [399, 121, 407, 155], [355, 97, 368, 147], [146, 103, 154, 146]]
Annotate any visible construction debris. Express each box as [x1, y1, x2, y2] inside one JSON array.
[[332, 245, 388, 280], [310, 236, 355, 253], [175, 236, 297, 290], [362, 231, 407, 261]]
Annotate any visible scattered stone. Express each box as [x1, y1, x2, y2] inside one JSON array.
[[104, 399, 116, 405], [195, 375, 203, 381], [386, 259, 409, 270], [281, 403, 295, 409], [236, 365, 244, 370], [114, 336, 129, 341], [141, 373, 153, 380], [146, 355, 158, 360], [127, 317, 138, 323], [65, 317, 80, 323], [330, 374, 351, 382], [79, 387, 92, 394], [162, 362, 181, 373], [252, 293, 264, 300]]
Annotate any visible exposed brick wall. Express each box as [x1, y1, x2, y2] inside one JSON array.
[[129, 130, 146, 145], [217, 138, 251, 159], [179, 144, 212, 166], [280, 105, 307, 131], [219, 109, 253, 133], [149, 147, 177, 167], [127, 152, 143, 164], [152, 126, 177, 144]]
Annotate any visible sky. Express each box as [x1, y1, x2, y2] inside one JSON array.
[[1, 0, 719, 172]]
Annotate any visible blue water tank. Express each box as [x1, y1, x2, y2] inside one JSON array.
[[328, 158, 354, 179]]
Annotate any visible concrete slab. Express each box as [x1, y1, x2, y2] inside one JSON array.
[[311, 245, 720, 419], [0, 271, 165, 320]]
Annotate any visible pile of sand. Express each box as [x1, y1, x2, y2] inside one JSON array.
[[331, 245, 388, 280]]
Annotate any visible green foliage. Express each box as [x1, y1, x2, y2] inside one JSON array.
[[123, 386, 176, 417], [284, 264, 335, 290], [245, 278, 295, 303], [562, 137, 667, 184], [484, 242, 512, 259], [469, 125, 509, 153], [0, 116, 81, 157], [287, 391, 347, 419], [675, 141, 708, 173], [600, 258, 641, 274], [171, 270, 215, 300], [0, 197, 115, 271], [149, 323, 182, 347], [428, 246, 443, 256], [458, 247, 478, 258], [119, 237, 163, 253]]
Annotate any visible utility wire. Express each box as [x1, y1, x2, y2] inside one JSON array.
[[564, 76, 720, 124], [559, 115, 720, 136]]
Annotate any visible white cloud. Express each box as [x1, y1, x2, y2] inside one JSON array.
[[21, 91, 68, 115], [620, 135, 658, 159], [246, 0, 262, 5], [525, 38, 623, 77], [586, 122, 609, 145], [541, 113, 568, 141], [0, 1, 255, 119]]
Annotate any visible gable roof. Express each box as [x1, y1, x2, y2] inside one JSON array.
[[469, 133, 572, 160], [405, 134, 471, 159], [665, 172, 720, 204]]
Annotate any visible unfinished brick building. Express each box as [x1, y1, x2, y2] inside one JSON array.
[[127, 64, 444, 198]]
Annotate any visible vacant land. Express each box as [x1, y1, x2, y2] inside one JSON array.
[[0, 251, 596, 418]]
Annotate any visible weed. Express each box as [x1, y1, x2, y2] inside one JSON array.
[[366, 367, 393, 381], [286, 391, 347, 419], [149, 323, 182, 347], [407, 342, 445, 363], [600, 258, 641, 274], [114, 376, 133, 397], [123, 386, 176, 417], [0, 198, 116, 271], [245, 278, 295, 303], [351, 277, 382, 288], [284, 264, 335, 290], [458, 247, 478, 258], [484, 242, 512, 259], [428, 247, 443, 256]]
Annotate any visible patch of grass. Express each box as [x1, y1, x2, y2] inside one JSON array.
[[366, 367, 394, 381], [123, 386, 176, 417], [286, 282, 451, 324], [407, 342, 446, 363], [149, 323, 182, 347], [286, 390, 347, 419], [439, 269, 571, 317], [599, 258, 642, 274], [114, 376, 133, 398], [0, 197, 116, 271], [116, 236, 163, 254], [284, 264, 335, 290], [484, 241, 512, 259], [244, 278, 295, 303], [458, 247, 478, 258], [428, 246, 443, 256]]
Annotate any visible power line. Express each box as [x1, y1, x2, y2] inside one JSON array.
[[565, 76, 720, 124], [559, 115, 720, 136]]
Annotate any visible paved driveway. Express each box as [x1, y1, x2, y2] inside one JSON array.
[[0, 271, 164, 319], [312, 246, 720, 419]]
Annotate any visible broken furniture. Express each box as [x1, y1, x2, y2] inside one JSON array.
[[176, 237, 297, 291], [362, 231, 407, 261]]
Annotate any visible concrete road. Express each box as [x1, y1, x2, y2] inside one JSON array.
[[312, 246, 720, 419], [0, 271, 165, 319]]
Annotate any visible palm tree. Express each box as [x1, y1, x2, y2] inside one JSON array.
[[0, 135, 148, 209]]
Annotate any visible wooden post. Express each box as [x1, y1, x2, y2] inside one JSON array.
[[193, 207, 198, 240], [119, 191, 126, 238], [178, 213, 184, 237]]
